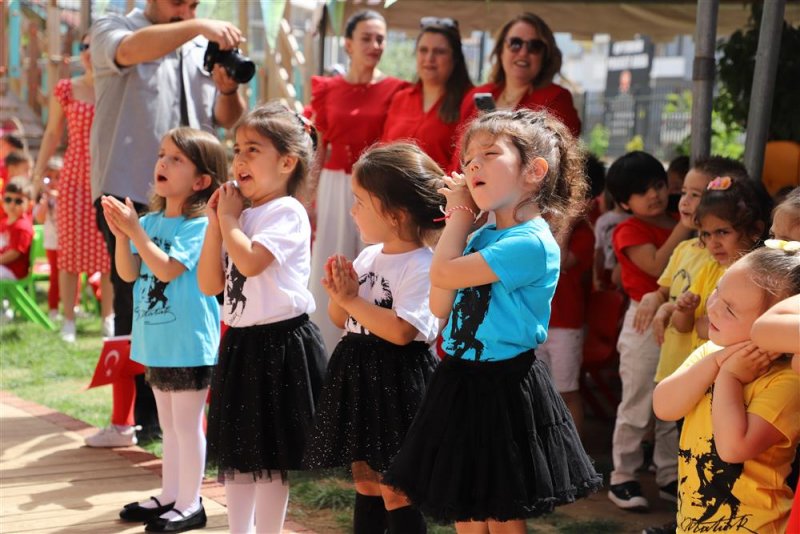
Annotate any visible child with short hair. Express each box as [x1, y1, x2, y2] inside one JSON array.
[[0, 177, 34, 280], [4, 151, 32, 181], [593, 189, 629, 290], [654, 246, 800, 534], [666, 155, 690, 214], [605, 151, 693, 511]]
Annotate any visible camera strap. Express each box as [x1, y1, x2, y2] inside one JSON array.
[[178, 50, 189, 127]]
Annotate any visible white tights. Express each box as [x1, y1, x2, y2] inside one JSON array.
[[145, 387, 208, 521], [224, 472, 290, 534]]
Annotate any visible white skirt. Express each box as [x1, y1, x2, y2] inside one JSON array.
[[309, 168, 364, 353]]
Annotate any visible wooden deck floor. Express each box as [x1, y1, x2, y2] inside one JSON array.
[[0, 392, 314, 533]]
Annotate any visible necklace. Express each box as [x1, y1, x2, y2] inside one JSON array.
[[498, 87, 529, 108]]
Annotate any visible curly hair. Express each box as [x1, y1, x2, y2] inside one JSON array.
[[693, 177, 771, 249], [460, 108, 587, 241]]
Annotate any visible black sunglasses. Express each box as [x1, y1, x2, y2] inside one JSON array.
[[420, 17, 458, 29], [79, 43, 90, 52], [3, 196, 25, 205], [505, 37, 546, 55]]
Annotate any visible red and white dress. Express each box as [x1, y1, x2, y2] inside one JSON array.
[[307, 75, 408, 351], [53, 79, 110, 274]]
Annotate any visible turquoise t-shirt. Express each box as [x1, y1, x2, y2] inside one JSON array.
[[441, 218, 560, 361], [130, 212, 220, 367]]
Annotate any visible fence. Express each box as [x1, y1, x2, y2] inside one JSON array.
[[577, 86, 693, 161]]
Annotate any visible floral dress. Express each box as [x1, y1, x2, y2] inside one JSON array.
[[53, 78, 109, 273]]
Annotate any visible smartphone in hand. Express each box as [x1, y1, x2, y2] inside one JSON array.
[[474, 92, 496, 112]]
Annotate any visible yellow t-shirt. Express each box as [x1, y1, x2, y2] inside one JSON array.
[[655, 238, 712, 382], [688, 261, 726, 351], [676, 341, 800, 534]]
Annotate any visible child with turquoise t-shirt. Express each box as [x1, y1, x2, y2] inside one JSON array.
[[384, 109, 602, 532], [101, 127, 227, 533]]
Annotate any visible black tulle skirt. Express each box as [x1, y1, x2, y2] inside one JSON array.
[[304, 333, 438, 475], [383, 351, 603, 523], [206, 315, 327, 482]]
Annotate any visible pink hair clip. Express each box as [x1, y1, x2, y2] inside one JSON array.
[[707, 176, 732, 191]]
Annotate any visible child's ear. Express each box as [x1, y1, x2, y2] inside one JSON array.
[[525, 157, 549, 186], [193, 174, 213, 191], [281, 155, 299, 175]]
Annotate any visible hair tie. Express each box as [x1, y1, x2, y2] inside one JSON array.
[[764, 239, 800, 253], [293, 111, 318, 151], [707, 176, 732, 190]]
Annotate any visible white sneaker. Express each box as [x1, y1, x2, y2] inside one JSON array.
[[61, 320, 76, 343], [48, 309, 60, 321], [102, 315, 115, 337], [85, 425, 138, 448]]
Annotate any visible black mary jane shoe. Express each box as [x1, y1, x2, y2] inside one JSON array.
[[119, 496, 175, 522], [145, 503, 207, 533]]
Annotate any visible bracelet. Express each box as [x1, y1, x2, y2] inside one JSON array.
[[219, 88, 239, 96], [433, 205, 478, 222]]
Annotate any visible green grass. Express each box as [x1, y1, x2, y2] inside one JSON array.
[[0, 315, 163, 455]]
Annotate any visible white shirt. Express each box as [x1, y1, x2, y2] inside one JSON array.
[[222, 197, 315, 327], [345, 244, 439, 344]]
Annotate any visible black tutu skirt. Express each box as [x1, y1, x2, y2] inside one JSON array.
[[206, 314, 327, 482], [383, 351, 603, 523], [304, 333, 438, 474]]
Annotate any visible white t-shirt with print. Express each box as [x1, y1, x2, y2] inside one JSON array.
[[345, 244, 438, 344], [222, 196, 315, 327]]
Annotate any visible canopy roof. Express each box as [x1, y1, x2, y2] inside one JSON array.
[[339, 1, 800, 40]]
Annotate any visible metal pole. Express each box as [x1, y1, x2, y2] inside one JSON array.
[[690, 0, 718, 164], [80, 0, 91, 34], [743, 0, 786, 182]]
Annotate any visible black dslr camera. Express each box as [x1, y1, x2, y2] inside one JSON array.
[[203, 41, 256, 84]]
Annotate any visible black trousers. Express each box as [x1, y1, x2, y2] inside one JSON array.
[[94, 196, 160, 433]]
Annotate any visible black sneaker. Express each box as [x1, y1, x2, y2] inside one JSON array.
[[608, 480, 649, 511], [659, 480, 678, 503], [642, 521, 677, 534]]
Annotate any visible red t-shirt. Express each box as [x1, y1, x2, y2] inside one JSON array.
[[550, 219, 595, 328], [310, 75, 409, 174], [381, 83, 462, 172], [787, 483, 799, 534], [613, 216, 674, 302], [0, 214, 34, 279]]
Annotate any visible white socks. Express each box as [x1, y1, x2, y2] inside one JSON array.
[[225, 473, 290, 533], [149, 387, 209, 520]]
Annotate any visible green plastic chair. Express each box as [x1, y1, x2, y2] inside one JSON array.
[[0, 224, 57, 330]]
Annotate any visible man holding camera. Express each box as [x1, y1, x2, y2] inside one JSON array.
[[87, 0, 245, 448]]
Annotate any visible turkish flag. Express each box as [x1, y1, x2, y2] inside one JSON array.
[[87, 335, 142, 389]]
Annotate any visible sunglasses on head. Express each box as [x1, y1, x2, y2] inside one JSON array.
[[3, 196, 25, 206], [79, 43, 90, 52], [505, 37, 546, 55], [420, 16, 458, 29]]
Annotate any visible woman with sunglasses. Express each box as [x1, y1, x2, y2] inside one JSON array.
[[32, 33, 114, 343], [308, 9, 409, 352], [459, 12, 581, 139], [381, 18, 472, 172]]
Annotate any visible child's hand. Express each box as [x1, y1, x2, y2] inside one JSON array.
[[101, 196, 140, 238], [439, 172, 479, 214], [651, 302, 674, 345], [634, 291, 662, 333], [675, 291, 700, 313], [719, 342, 781, 384], [323, 255, 359, 306], [206, 188, 221, 227], [216, 182, 245, 220]]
